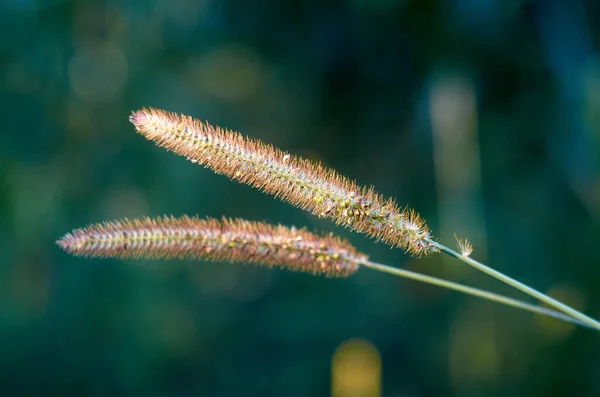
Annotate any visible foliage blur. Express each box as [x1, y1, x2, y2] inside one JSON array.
[[2, 0, 600, 395]]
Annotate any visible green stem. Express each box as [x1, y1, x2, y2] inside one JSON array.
[[426, 239, 600, 331], [360, 260, 591, 329]]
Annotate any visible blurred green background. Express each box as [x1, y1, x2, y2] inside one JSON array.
[[2, 0, 600, 396]]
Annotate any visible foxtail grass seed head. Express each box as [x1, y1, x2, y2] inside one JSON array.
[[130, 108, 435, 256], [57, 216, 365, 277]]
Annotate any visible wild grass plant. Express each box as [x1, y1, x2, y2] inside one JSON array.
[[58, 108, 600, 331]]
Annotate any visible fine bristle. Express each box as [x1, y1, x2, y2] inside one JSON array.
[[56, 236, 69, 251], [130, 108, 434, 256], [58, 216, 365, 278], [454, 234, 473, 257]]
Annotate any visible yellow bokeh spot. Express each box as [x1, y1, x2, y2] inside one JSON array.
[[332, 339, 381, 397]]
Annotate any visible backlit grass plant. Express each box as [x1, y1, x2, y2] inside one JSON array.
[[58, 108, 600, 331]]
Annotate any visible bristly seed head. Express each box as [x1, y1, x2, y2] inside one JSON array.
[[130, 108, 435, 256], [57, 216, 366, 277]]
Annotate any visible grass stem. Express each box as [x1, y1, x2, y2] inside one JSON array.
[[426, 239, 600, 331], [360, 260, 592, 329]]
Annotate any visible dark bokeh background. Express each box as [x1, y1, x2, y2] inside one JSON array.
[[2, 0, 600, 396]]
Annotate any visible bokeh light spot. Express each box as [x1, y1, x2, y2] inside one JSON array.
[[332, 338, 381, 397], [68, 44, 128, 102], [187, 44, 263, 103]]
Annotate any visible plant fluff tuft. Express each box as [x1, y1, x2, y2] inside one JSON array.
[[57, 216, 365, 277], [130, 108, 434, 256]]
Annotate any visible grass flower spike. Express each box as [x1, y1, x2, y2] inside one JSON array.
[[130, 108, 432, 256], [57, 216, 363, 277], [58, 216, 593, 329], [128, 108, 600, 331], [56, 107, 600, 332]]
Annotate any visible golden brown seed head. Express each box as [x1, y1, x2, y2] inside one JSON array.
[[130, 108, 434, 256], [57, 216, 365, 277]]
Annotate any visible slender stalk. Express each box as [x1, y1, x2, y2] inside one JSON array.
[[426, 239, 600, 331], [360, 260, 591, 329], [58, 215, 598, 330]]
